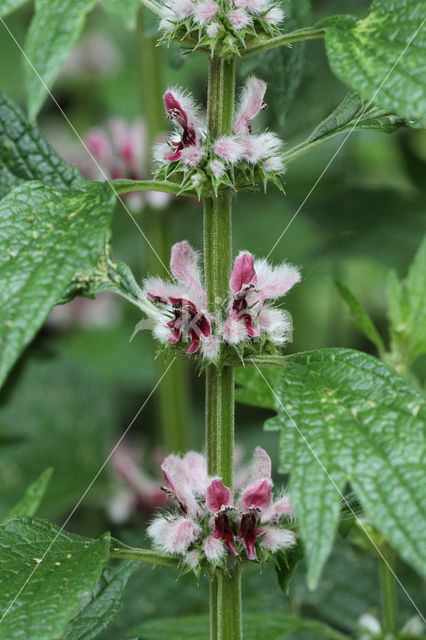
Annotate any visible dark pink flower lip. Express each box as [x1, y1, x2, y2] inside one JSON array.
[[213, 512, 238, 556], [236, 511, 263, 560]]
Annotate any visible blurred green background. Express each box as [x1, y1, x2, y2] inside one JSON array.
[[0, 0, 424, 637]]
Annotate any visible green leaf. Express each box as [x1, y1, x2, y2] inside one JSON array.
[[0, 91, 83, 199], [133, 613, 349, 640], [322, 0, 426, 122], [333, 278, 386, 355], [102, 0, 141, 29], [274, 539, 305, 595], [63, 561, 138, 640], [386, 235, 426, 367], [0, 517, 110, 639], [5, 468, 53, 520], [241, 0, 311, 124], [25, 0, 96, 119], [0, 355, 116, 518], [0, 180, 114, 388], [0, 0, 29, 18], [265, 348, 426, 588], [235, 366, 280, 410]]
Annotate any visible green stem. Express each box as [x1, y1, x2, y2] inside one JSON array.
[[110, 545, 179, 567], [240, 26, 325, 58], [204, 57, 241, 640], [379, 545, 398, 637], [217, 567, 243, 640], [110, 179, 195, 197], [137, 11, 193, 453]]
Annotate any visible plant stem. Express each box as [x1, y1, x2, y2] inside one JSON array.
[[240, 26, 325, 58], [111, 178, 195, 197], [379, 545, 398, 636], [204, 57, 242, 640]]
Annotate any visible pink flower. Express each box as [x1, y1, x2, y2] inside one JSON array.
[[234, 0, 269, 12], [110, 443, 169, 518], [240, 132, 282, 164], [209, 158, 226, 179], [170, 0, 194, 19], [144, 241, 212, 354], [147, 447, 295, 565], [222, 251, 300, 345], [234, 77, 267, 135], [180, 144, 205, 168], [163, 88, 203, 161], [206, 21, 220, 38], [228, 8, 251, 30], [264, 6, 284, 25], [213, 136, 243, 163], [193, 0, 221, 24]]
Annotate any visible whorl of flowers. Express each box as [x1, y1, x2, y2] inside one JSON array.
[[138, 239, 300, 359], [153, 77, 286, 196], [158, 0, 285, 55], [147, 446, 296, 569]]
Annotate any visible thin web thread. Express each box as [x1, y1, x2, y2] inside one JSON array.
[[251, 360, 426, 623], [0, 358, 176, 626], [266, 17, 425, 259], [0, 17, 172, 278]]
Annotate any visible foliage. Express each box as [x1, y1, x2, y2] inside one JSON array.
[[132, 612, 349, 640], [322, 0, 426, 122], [386, 235, 426, 369], [5, 468, 53, 520], [237, 349, 426, 588], [0, 180, 114, 388], [0, 91, 83, 198], [0, 517, 110, 639]]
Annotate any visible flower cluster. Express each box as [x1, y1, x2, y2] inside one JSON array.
[[60, 117, 172, 211], [147, 446, 296, 569], [153, 77, 286, 196], [159, 0, 284, 55], [139, 240, 300, 359]]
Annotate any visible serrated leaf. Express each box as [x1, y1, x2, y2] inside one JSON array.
[[0, 91, 83, 198], [241, 0, 311, 124], [0, 0, 28, 18], [334, 278, 386, 355], [5, 468, 53, 520], [133, 612, 349, 640], [25, 0, 96, 120], [102, 0, 141, 29], [0, 517, 110, 639], [0, 180, 115, 388], [323, 0, 426, 122], [386, 235, 426, 367], [265, 348, 426, 588], [63, 561, 138, 640], [0, 355, 116, 518]]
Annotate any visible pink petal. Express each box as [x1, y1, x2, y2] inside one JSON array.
[[193, 0, 220, 24], [169, 516, 201, 554], [213, 136, 243, 163], [261, 494, 293, 523], [229, 251, 257, 293], [203, 535, 226, 563], [249, 446, 272, 483], [206, 478, 233, 513], [240, 479, 272, 511], [182, 451, 208, 495], [259, 526, 296, 552], [234, 76, 267, 135], [253, 258, 301, 301], [170, 241, 207, 306], [228, 7, 251, 30]]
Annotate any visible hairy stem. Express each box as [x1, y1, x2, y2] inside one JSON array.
[[138, 10, 193, 452], [204, 57, 241, 640], [240, 26, 325, 58], [111, 179, 195, 197]]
